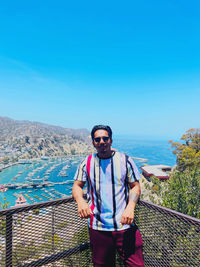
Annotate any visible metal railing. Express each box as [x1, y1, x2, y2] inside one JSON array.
[[135, 201, 200, 267], [0, 197, 199, 266]]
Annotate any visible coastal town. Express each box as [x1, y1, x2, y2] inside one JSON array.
[[0, 116, 176, 209], [0, 116, 94, 207], [0, 116, 94, 166], [0, 137, 31, 170]]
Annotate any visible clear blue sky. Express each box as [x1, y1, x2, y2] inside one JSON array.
[[0, 0, 199, 139]]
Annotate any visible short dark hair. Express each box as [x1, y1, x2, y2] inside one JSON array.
[[91, 125, 112, 139]]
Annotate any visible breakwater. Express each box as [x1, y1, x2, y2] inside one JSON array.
[[1, 180, 74, 190]]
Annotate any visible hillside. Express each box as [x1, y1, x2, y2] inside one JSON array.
[[0, 116, 90, 140], [0, 117, 94, 160]]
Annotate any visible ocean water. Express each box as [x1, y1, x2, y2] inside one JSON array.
[[0, 158, 81, 207], [0, 137, 176, 208], [114, 137, 176, 167]]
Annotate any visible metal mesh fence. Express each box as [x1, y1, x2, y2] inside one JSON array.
[[0, 198, 91, 267], [135, 200, 200, 267], [0, 197, 199, 266]]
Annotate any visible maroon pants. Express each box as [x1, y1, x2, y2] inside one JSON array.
[[89, 226, 144, 267]]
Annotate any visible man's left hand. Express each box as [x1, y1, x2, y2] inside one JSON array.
[[120, 205, 135, 225]]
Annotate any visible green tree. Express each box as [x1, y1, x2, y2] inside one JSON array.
[[150, 129, 200, 218], [0, 197, 9, 209], [169, 128, 200, 171], [161, 168, 200, 218], [0, 198, 10, 235]]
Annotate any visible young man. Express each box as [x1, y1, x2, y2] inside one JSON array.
[[72, 125, 144, 267]]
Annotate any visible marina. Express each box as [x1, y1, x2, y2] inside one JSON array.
[[0, 157, 83, 207], [0, 140, 175, 208]]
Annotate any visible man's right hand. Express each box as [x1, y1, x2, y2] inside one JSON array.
[[77, 199, 93, 219]]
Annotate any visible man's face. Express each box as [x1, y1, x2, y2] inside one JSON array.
[[92, 129, 112, 157]]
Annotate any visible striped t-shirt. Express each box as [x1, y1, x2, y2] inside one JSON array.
[[74, 151, 141, 231]]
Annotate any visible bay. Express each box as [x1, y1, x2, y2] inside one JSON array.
[[114, 136, 176, 167], [0, 137, 176, 208]]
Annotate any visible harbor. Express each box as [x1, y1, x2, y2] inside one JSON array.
[[0, 157, 82, 207], [0, 154, 158, 208]]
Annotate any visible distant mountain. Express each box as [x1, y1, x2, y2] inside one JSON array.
[[0, 116, 94, 159], [0, 116, 90, 141]]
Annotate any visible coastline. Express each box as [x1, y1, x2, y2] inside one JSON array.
[[0, 162, 18, 171], [0, 138, 176, 208], [0, 154, 87, 172], [0, 156, 80, 207]]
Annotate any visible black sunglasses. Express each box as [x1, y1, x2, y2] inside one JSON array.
[[93, 136, 110, 143]]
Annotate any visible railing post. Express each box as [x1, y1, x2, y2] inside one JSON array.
[[52, 206, 55, 253], [6, 213, 13, 267]]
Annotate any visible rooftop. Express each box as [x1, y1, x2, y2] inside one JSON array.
[[140, 164, 172, 179]]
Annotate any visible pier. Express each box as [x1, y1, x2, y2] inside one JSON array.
[[1, 180, 74, 190], [131, 156, 148, 162]]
